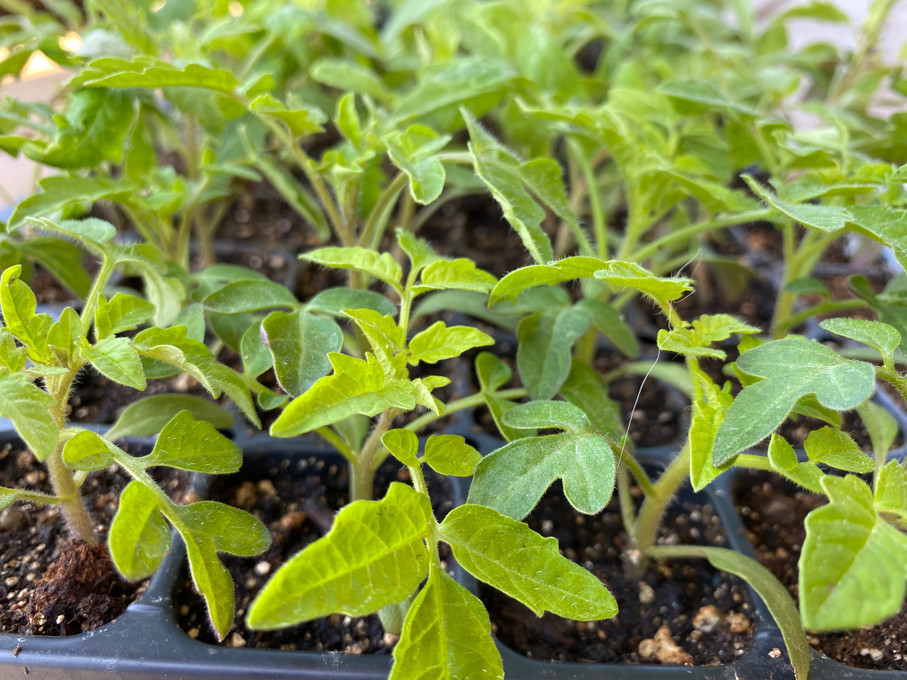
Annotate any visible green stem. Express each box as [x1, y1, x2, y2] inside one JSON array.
[[569, 138, 609, 259], [352, 410, 398, 502], [45, 367, 96, 545], [315, 427, 357, 464], [616, 447, 656, 497], [47, 442, 98, 545], [734, 453, 775, 473], [878, 368, 907, 404], [770, 228, 839, 338], [361, 173, 408, 249], [629, 209, 772, 263], [404, 388, 528, 433], [617, 465, 635, 537], [774, 298, 870, 336], [9, 489, 61, 505], [258, 117, 351, 245], [80, 252, 117, 339], [632, 441, 691, 554]]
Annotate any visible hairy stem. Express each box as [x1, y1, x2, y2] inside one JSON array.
[[351, 410, 398, 502], [632, 441, 691, 555]]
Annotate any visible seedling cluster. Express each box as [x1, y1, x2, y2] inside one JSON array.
[[1, 1, 907, 678]]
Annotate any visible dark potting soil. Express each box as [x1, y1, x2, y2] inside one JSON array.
[[671, 264, 777, 332], [68, 370, 212, 425], [0, 442, 192, 636], [417, 193, 536, 279], [216, 182, 325, 252], [482, 481, 755, 665], [736, 471, 907, 670], [173, 453, 457, 653], [214, 244, 295, 288]]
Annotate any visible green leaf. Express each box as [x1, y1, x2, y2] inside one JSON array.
[[393, 59, 513, 129], [0, 487, 21, 512], [501, 400, 591, 432], [307, 288, 397, 318], [767, 435, 824, 494], [8, 176, 134, 230], [593, 261, 694, 308], [20, 237, 91, 299], [109, 481, 171, 581], [489, 258, 603, 305], [560, 360, 623, 438], [262, 310, 342, 398], [142, 411, 241, 474], [0, 371, 57, 461], [517, 307, 591, 400], [343, 308, 406, 369], [469, 418, 615, 519], [203, 280, 298, 314], [821, 318, 901, 367], [301, 247, 403, 292], [859, 401, 899, 465], [713, 338, 876, 464], [490, 258, 692, 308], [382, 429, 420, 467], [107, 395, 233, 440], [689, 366, 735, 491], [85, 337, 146, 390], [475, 352, 527, 442], [465, 116, 554, 264], [390, 569, 503, 680], [804, 427, 873, 473], [658, 80, 757, 116], [575, 298, 638, 357], [0, 266, 51, 361], [178, 500, 271, 639], [33, 216, 118, 247], [0, 330, 26, 374], [409, 322, 493, 365], [647, 545, 810, 680], [310, 58, 391, 104], [743, 176, 851, 232], [248, 483, 431, 629], [658, 314, 760, 361], [847, 206, 907, 271], [96, 293, 155, 339], [270, 353, 417, 437], [77, 57, 240, 93], [46, 307, 80, 361], [414, 259, 498, 296], [875, 460, 907, 518], [800, 475, 907, 631], [385, 125, 449, 204], [397, 230, 442, 274], [423, 435, 482, 477], [439, 504, 616, 620], [62, 430, 114, 471], [28, 89, 136, 169], [250, 94, 326, 138]]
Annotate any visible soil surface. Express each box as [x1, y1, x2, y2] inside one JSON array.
[[735, 470, 907, 670], [418, 193, 536, 278], [482, 481, 755, 666], [174, 452, 457, 653], [0, 442, 191, 636], [68, 370, 211, 425]]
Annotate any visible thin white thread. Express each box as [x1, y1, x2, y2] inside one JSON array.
[[616, 250, 701, 464]]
